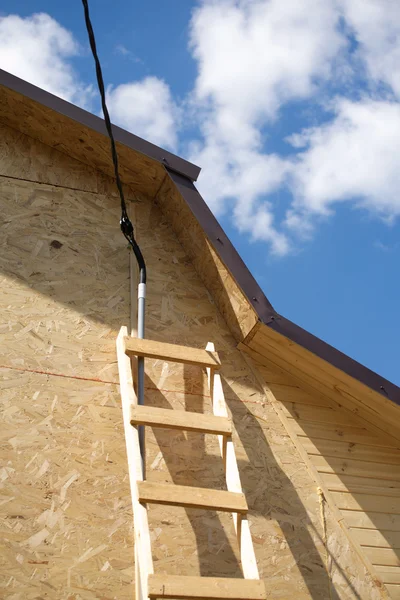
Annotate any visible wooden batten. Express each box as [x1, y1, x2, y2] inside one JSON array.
[[148, 574, 266, 599], [124, 337, 221, 369]]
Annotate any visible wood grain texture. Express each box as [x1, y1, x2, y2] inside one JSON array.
[[130, 405, 232, 435], [148, 574, 266, 599], [250, 349, 400, 598], [125, 337, 221, 368], [138, 481, 248, 513], [0, 84, 163, 197], [244, 325, 400, 443], [155, 174, 258, 342]]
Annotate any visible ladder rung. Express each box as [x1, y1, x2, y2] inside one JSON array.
[[138, 481, 248, 513], [148, 575, 266, 599], [124, 337, 221, 369], [131, 405, 232, 436]]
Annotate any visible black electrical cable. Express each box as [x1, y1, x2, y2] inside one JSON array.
[[81, 0, 146, 283]]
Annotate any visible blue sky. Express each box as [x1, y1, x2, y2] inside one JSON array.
[[1, 1, 399, 384]]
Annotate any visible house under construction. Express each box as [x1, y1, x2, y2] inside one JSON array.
[[1, 68, 400, 599]]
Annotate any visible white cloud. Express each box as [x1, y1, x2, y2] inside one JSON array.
[[106, 77, 179, 150], [339, 0, 400, 99], [3, 4, 400, 256], [287, 98, 400, 225], [190, 0, 344, 144], [188, 0, 347, 254], [0, 12, 178, 151], [190, 137, 290, 255], [0, 13, 91, 106]]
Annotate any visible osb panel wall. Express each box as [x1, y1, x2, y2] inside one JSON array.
[[155, 174, 258, 343], [0, 122, 384, 599], [0, 85, 165, 197], [0, 121, 124, 199]]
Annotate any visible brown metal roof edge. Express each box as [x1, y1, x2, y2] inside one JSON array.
[[0, 68, 201, 183], [168, 171, 276, 319], [170, 170, 400, 407], [267, 315, 400, 407]]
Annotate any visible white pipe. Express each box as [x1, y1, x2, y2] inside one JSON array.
[[137, 283, 146, 478]]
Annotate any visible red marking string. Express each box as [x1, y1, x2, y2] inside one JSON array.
[[0, 365, 264, 404]]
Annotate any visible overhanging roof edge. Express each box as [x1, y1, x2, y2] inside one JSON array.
[[169, 170, 400, 407]]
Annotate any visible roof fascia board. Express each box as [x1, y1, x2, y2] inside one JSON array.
[[168, 170, 400, 406], [266, 315, 400, 406], [168, 170, 276, 321], [0, 69, 200, 182]]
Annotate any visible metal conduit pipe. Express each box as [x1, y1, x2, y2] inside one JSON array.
[[124, 221, 147, 480]]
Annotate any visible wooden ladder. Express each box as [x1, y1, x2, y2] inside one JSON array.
[[116, 326, 266, 600]]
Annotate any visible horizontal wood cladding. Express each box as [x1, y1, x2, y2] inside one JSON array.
[[352, 529, 400, 550], [375, 566, 400, 584], [241, 323, 400, 444], [342, 510, 400, 531], [252, 357, 400, 598], [290, 420, 399, 449], [301, 437, 400, 465]]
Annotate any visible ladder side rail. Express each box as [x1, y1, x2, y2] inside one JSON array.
[[206, 343, 260, 580], [117, 326, 154, 600]]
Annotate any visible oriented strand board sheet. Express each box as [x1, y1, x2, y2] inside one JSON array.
[[0, 83, 164, 197], [0, 122, 386, 599], [155, 174, 258, 342]]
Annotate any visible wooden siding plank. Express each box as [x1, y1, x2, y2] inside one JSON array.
[[137, 481, 248, 513], [375, 566, 400, 584], [310, 454, 400, 482], [384, 584, 400, 599], [130, 405, 232, 436], [341, 510, 400, 531], [248, 330, 400, 443], [330, 491, 400, 514], [301, 437, 400, 466], [290, 419, 397, 448], [280, 403, 354, 426], [148, 575, 266, 599], [351, 528, 400, 549], [124, 337, 221, 369], [321, 472, 400, 496], [362, 547, 400, 567], [264, 383, 336, 408]]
